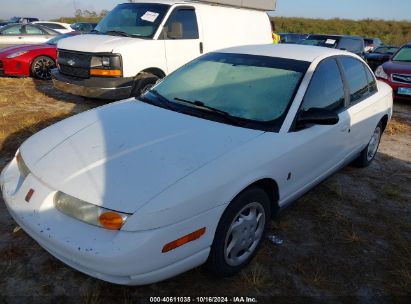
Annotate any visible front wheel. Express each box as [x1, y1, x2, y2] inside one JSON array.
[[30, 56, 55, 80], [206, 187, 271, 277], [354, 122, 383, 168], [131, 73, 160, 98]]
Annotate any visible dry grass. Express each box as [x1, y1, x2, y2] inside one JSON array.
[[385, 118, 409, 135]]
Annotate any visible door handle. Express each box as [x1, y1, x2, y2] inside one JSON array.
[[18, 36, 23, 39], [340, 124, 350, 133], [199, 42, 203, 54]]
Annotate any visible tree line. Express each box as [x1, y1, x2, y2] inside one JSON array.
[[273, 17, 411, 46]]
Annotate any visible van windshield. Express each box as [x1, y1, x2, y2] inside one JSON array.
[[95, 3, 170, 38]]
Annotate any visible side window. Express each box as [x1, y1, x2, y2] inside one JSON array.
[[364, 64, 378, 93], [25, 25, 45, 35], [2, 25, 23, 35], [301, 58, 345, 112], [340, 57, 369, 104], [163, 8, 199, 39]]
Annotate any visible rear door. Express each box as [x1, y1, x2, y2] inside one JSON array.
[[161, 6, 202, 73], [0, 25, 25, 48], [339, 56, 381, 158], [21, 25, 53, 44]]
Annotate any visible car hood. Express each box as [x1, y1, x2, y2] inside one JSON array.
[[57, 34, 145, 53], [383, 60, 411, 74], [0, 43, 54, 55], [20, 100, 263, 213]]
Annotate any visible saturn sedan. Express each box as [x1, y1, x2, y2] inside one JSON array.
[[1, 44, 393, 285]]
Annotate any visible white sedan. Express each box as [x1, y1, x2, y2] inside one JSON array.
[[31, 21, 73, 34], [1, 44, 393, 285]]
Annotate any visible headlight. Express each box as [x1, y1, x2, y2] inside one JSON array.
[[375, 65, 388, 80], [6, 50, 29, 59], [90, 55, 122, 77], [16, 151, 30, 178], [54, 192, 130, 230]]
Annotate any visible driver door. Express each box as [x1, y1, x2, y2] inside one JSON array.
[[281, 57, 351, 201], [161, 7, 202, 73], [0, 24, 25, 48]]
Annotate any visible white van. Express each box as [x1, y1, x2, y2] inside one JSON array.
[[52, 0, 274, 99]]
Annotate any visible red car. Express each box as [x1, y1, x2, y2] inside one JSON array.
[[375, 43, 411, 100], [0, 32, 79, 80]]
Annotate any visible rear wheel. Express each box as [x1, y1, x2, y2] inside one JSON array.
[[30, 56, 55, 80], [131, 73, 160, 98], [206, 187, 271, 277], [354, 122, 382, 168]]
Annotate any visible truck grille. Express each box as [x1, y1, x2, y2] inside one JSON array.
[[58, 50, 91, 78], [392, 74, 411, 84]]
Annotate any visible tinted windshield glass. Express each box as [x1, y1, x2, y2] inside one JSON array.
[[302, 36, 339, 48], [151, 52, 309, 128], [392, 46, 411, 62], [95, 3, 169, 38], [374, 47, 399, 54], [47, 33, 74, 45]]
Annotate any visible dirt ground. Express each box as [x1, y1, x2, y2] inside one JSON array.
[[0, 78, 410, 303]]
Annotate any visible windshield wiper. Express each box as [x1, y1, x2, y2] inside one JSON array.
[[173, 97, 247, 126], [104, 30, 133, 37], [90, 29, 101, 34], [140, 89, 174, 110]]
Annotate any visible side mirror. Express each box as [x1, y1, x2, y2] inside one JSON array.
[[297, 108, 339, 127], [167, 22, 183, 39]]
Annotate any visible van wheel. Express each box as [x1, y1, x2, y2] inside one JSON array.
[[132, 73, 160, 97], [206, 187, 270, 277], [30, 56, 55, 80], [354, 122, 382, 168]]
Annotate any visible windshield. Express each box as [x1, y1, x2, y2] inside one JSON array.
[[8, 17, 20, 23], [95, 3, 169, 38], [374, 46, 398, 54], [392, 46, 411, 62], [147, 52, 309, 130], [302, 36, 339, 48], [46, 33, 76, 45]]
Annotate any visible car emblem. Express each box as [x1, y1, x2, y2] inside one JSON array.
[[67, 59, 76, 66]]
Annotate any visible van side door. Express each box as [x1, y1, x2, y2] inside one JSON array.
[[161, 6, 202, 73]]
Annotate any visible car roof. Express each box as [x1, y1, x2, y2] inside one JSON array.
[[219, 44, 352, 63]]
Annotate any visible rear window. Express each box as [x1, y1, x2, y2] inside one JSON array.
[[39, 23, 66, 30], [301, 36, 339, 48], [338, 38, 363, 53]]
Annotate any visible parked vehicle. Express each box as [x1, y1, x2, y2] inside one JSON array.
[[302, 34, 365, 58], [0, 32, 79, 80], [70, 22, 98, 33], [0, 24, 59, 49], [32, 21, 73, 34], [279, 33, 308, 44], [364, 37, 382, 53], [52, 0, 273, 100], [1, 44, 392, 285], [0, 22, 8, 28], [365, 45, 399, 71], [375, 43, 411, 100]]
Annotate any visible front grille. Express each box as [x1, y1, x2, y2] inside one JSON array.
[[0, 60, 3, 75], [0, 60, 3, 68], [392, 74, 411, 84], [60, 65, 89, 78], [58, 50, 91, 78]]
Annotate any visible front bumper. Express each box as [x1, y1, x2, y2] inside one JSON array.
[[51, 69, 134, 100], [1, 157, 219, 285]]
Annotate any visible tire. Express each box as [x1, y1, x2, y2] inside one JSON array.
[[30, 56, 56, 80], [131, 73, 160, 98], [206, 187, 271, 277], [354, 122, 383, 168]]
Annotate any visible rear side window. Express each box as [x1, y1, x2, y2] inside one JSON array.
[[364, 64, 378, 93], [164, 8, 198, 39], [301, 58, 345, 112], [25, 25, 45, 35], [39, 23, 66, 30], [340, 57, 370, 104], [338, 38, 363, 53], [2, 25, 23, 35]]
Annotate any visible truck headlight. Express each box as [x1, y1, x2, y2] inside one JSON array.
[[54, 192, 130, 230], [90, 55, 122, 77], [375, 65, 388, 80]]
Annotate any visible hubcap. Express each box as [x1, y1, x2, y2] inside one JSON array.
[[367, 126, 381, 161], [224, 202, 266, 267], [33, 58, 55, 80]]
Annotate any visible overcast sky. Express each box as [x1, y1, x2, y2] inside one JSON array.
[[1, 0, 410, 21]]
